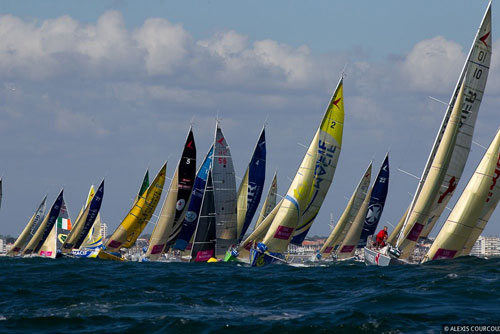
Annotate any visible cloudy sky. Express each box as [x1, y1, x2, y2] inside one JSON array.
[[1, 0, 499, 240]]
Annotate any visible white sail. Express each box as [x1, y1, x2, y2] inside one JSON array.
[[423, 127, 500, 261]]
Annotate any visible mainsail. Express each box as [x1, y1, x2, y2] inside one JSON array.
[[190, 170, 216, 262], [61, 180, 104, 253], [291, 78, 344, 244], [391, 3, 492, 258], [423, 127, 500, 262], [105, 163, 166, 253], [174, 145, 214, 251], [236, 126, 266, 242], [396, 84, 465, 259], [22, 190, 64, 255], [79, 185, 103, 250], [8, 195, 47, 256], [254, 171, 278, 231], [358, 154, 390, 248], [212, 124, 238, 256], [318, 164, 371, 258], [146, 129, 196, 260]]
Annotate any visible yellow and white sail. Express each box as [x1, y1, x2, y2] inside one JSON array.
[[318, 163, 371, 257], [337, 185, 373, 260], [396, 84, 465, 259], [236, 167, 249, 240], [8, 196, 47, 256], [105, 163, 167, 253], [254, 171, 278, 231], [423, 127, 500, 261], [292, 78, 344, 243]]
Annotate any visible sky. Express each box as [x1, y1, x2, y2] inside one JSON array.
[[0, 0, 499, 240]]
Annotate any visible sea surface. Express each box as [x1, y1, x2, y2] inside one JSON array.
[[0, 256, 499, 334]]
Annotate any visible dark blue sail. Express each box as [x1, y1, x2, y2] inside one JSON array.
[[358, 154, 389, 248], [174, 145, 214, 251], [238, 127, 266, 242], [31, 189, 64, 254]]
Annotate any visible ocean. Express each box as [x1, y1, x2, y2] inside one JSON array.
[[0, 256, 499, 334]]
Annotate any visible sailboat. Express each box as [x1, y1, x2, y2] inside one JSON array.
[[190, 169, 217, 262], [174, 145, 214, 251], [317, 163, 371, 260], [367, 3, 492, 266], [38, 195, 72, 258], [422, 127, 500, 262], [8, 195, 47, 256], [250, 77, 344, 266], [98, 163, 166, 259], [145, 129, 196, 261], [212, 123, 238, 257], [358, 154, 390, 249], [22, 190, 64, 256], [236, 126, 266, 243], [60, 180, 104, 255]]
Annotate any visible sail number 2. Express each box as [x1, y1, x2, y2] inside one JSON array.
[[330, 121, 336, 129]]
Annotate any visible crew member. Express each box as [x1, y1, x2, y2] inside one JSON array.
[[375, 226, 388, 248]]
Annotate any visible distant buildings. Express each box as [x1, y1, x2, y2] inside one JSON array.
[[471, 236, 500, 257], [100, 223, 108, 239], [0, 239, 4, 253]]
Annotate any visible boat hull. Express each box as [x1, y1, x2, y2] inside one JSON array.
[[363, 247, 402, 266]]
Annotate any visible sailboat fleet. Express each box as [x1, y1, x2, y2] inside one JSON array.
[[4, 2, 499, 267]]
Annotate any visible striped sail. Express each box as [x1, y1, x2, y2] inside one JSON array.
[[105, 163, 166, 252], [396, 84, 465, 259], [292, 78, 344, 244], [22, 190, 64, 255], [391, 3, 492, 256], [260, 132, 319, 254], [423, 128, 500, 262], [190, 170, 216, 262], [337, 184, 373, 260], [212, 124, 238, 256], [8, 196, 47, 255], [254, 171, 278, 231], [358, 154, 390, 248], [61, 180, 104, 253], [318, 164, 371, 258], [236, 127, 266, 242], [174, 145, 214, 250], [146, 129, 196, 260]]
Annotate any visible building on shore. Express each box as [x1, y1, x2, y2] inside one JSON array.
[[471, 236, 500, 257]]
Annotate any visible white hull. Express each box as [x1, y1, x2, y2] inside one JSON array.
[[363, 247, 402, 266]]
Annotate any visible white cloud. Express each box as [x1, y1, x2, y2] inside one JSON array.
[[400, 36, 465, 93]]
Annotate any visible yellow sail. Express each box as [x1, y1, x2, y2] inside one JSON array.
[[318, 163, 371, 257], [254, 171, 278, 231], [337, 185, 373, 260], [105, 163, 167, 252], [293, 78, 344, 242], [145, 168, 179, 260], [238, 198, 284, 261], [396, 83, 465, 259], [423, 127, 500, 261], [261, 132, 319, 253], [37, 225, 57, 258], [80, 212, 103, 249], [236, 167, 249, 240]]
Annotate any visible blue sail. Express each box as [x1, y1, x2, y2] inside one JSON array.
[[174, 145, 214, 250], [238, 127, 266, 242], [358, 154, 390, 248]]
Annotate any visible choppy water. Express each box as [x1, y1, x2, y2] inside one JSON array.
[[0, 256, 499, 333]]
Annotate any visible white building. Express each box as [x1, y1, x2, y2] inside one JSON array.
[[100, 223, 108, 239], [470, 236, 500, 257], [0, 239, 4, 254]]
